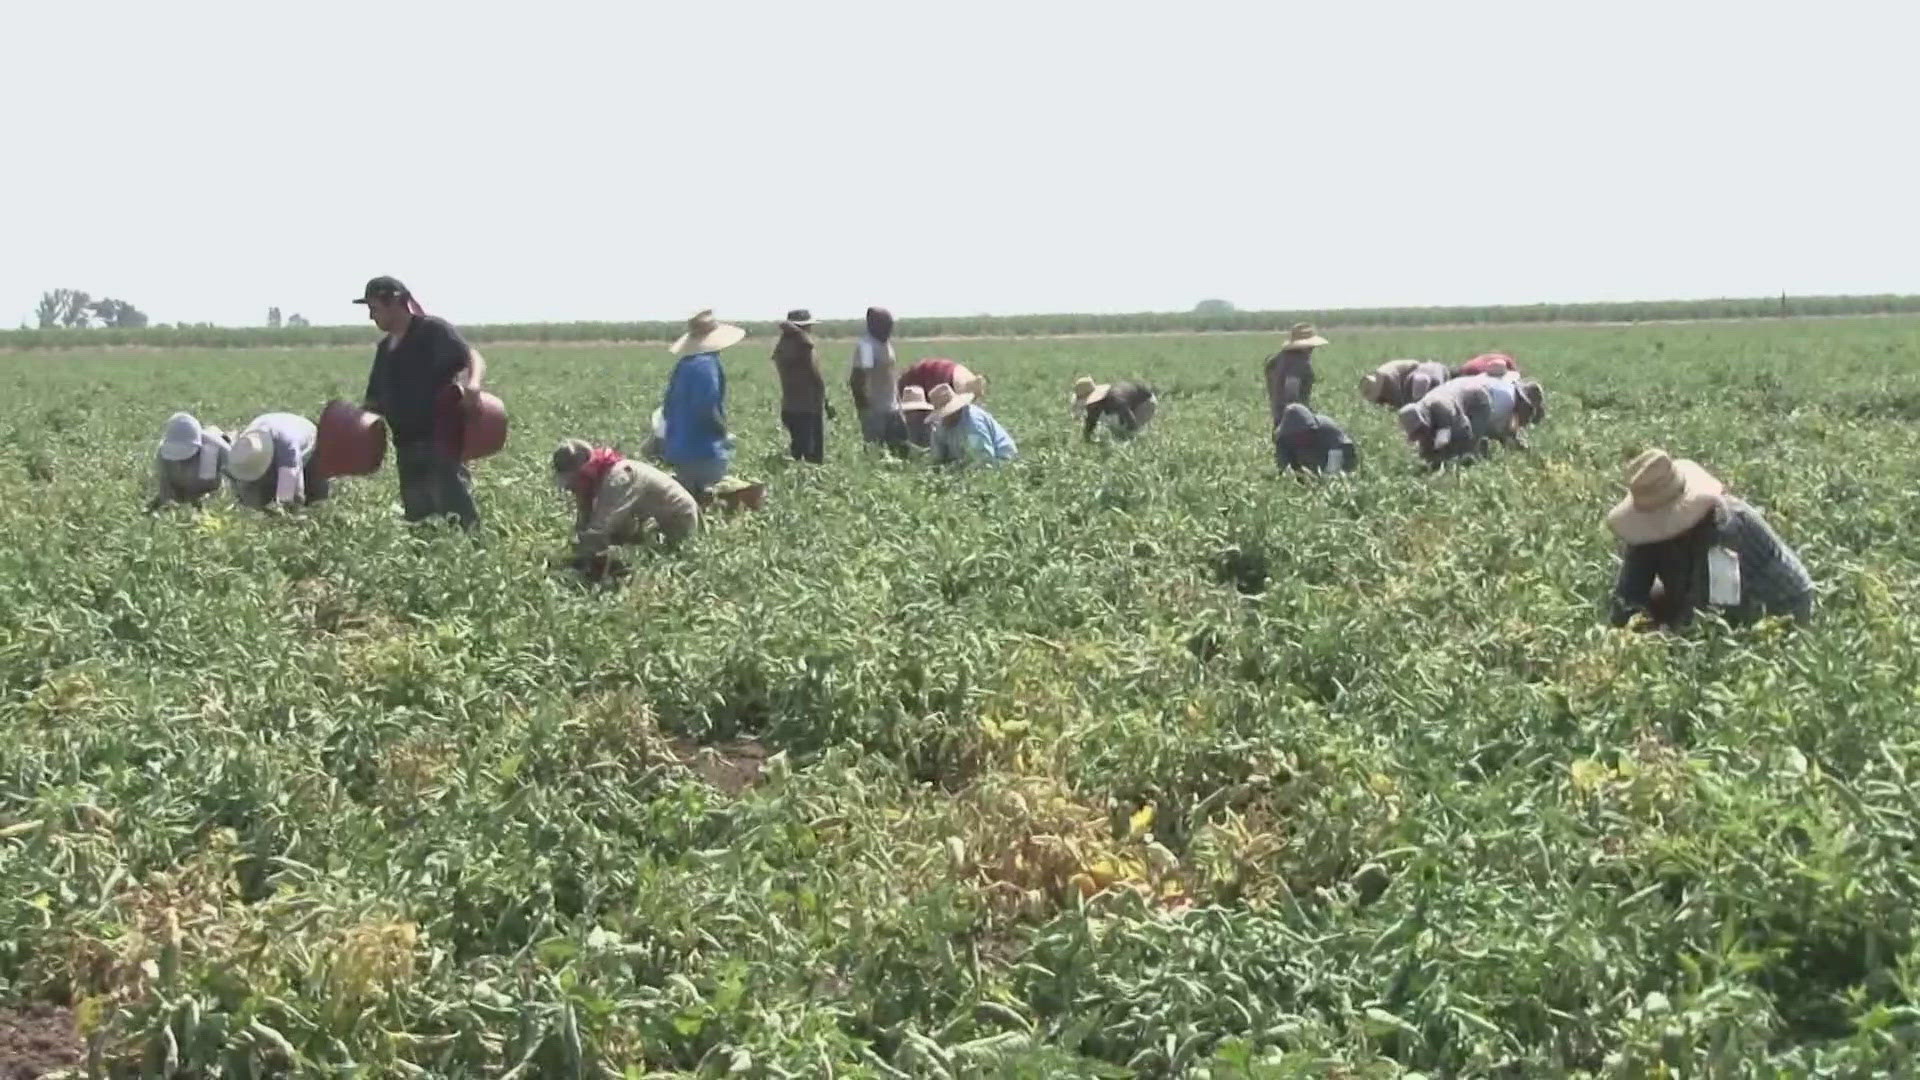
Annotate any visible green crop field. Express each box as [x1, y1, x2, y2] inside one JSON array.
[[3, 318, 1920, 1076]]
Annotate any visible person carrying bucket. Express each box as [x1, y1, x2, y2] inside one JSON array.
[[355, 276, 485, 529]]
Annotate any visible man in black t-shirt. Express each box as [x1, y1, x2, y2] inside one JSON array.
[[355, 276, 485, 528]]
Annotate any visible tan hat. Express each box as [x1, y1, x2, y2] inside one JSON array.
[[228, 428, 274, 482], [1072, 375, 1111, 406], [1282, 322, 1328, 350], [1605, 450, 1725, 545], [928, 382, 975, 421], [898, 385, 935, 412], [957, 373, 987, 397], [1359, 373, 1386, 403], [669, 310, 747, 356]]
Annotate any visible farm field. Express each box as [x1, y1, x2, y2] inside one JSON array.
[[3, 319, 1920, 1076]]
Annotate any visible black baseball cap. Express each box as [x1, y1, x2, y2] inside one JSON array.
[[352, 276, 410, 304]]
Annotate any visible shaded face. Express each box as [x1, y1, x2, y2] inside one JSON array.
[[366, 296, 409, 334], [941, 407, 967, 429]]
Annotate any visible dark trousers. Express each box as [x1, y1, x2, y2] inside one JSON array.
[[304, 456, 331, 505], [395, 442, 478, 529], [781, 409, 825, 463]]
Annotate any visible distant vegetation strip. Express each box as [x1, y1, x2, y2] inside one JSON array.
[[5, 293, 1919, 350]]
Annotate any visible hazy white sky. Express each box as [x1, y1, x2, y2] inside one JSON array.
[[5, 1, 1915, 328]]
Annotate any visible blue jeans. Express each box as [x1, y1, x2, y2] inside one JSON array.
[[395, 442, 478, 529]]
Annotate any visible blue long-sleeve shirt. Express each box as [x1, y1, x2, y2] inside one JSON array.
[[662, 352, 728, 464], [932, 405, 1017, 466]]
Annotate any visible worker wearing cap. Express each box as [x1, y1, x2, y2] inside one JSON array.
[[355, 275, 485, 529], [148, 412, 230, 511], [226, 412, 327, 510]]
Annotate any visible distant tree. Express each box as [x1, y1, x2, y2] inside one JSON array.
[[36, 289, 93, 328], [268, 306, 283, 329], [88, 298, 149, 329], [1193, 299, 1236, 315], [286, 313, 310, 328]]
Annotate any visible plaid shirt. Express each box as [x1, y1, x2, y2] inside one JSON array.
[[1612, 497, 1814, 627]]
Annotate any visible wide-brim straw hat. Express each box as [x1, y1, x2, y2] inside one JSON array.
[[670, 309, 747, 356], [898, 385, 935, 412], [1283, 322, 1329, 350], [228, 428, 273, 483], [928, 383, 975, 421], [1606, 450, 1725, 545]]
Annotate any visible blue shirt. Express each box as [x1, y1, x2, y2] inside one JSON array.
[[934, 405, 1017, 465], [662, 352, 728, 463]]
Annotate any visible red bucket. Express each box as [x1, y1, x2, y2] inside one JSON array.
[[434, 388, 510, 462], [315, 400, 388, 478]]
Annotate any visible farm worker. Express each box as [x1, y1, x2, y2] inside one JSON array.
[[1606, 450, 1813, 629], [928, 383, 1017, 466], [1274, 403, 1360, 474], [898, 357, 985, 399], [898, 385, 936, 449], [849, 306, 908, 452], [1397, 379, 1493, 469], [356, 275, 484, 529], [1071, 377, 1158, 440], [148, 412, 231, 511], [226, 412, 327, 510], [1449, 373, 1540, 449], [551, 439, 699, 561], [662, 310, 743, 498], [1263, 322, 1326, 424], [770, 309, 829, 464], [1457, 352, 1520, 379], [1360, 359, 1451, 409]]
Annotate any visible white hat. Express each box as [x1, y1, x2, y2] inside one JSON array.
[[669, 310, 747, 357], [158, 412, 204, 462], [228, 428, 274, 483], [898, 385, 935, 412]]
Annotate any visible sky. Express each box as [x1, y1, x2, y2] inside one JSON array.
[[4, 0, 1916, 328]]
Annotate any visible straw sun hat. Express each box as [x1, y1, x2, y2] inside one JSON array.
[[898, 385, 935, 412], [1605, 450, 1726, 545], [1282, 322, 1328, 350], [927, 382, 975, 421], [227, 428, 275, 483], [1072, 375, 1111, 406], [669, 310, 747, 356]]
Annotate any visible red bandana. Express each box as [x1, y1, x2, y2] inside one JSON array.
[[570, 447, 623, 512]]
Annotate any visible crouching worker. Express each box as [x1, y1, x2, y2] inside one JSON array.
[[1398, 380, 1492, 470], [1072, 377, 1158, 440], [149, 412, 231, 511], [1360, 359, 1451, 409], [1274, 403, 1360, 474], [928, 384, 1017, 466], [1605, 450, 1813, 629], [1452, 373, 1546, 450], [552, 439, 699, 572], [227, 412, 327, 510]]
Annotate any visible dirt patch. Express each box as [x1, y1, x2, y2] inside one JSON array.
[[0, 1005, 82, 1079], [672, 738, 770, 796]]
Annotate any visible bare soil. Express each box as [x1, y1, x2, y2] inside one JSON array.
[[673, 738, 770, 796], [0, 1005, 82, 1079]]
